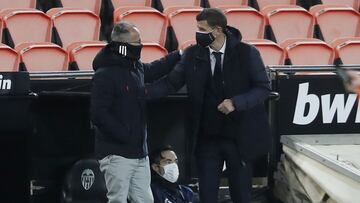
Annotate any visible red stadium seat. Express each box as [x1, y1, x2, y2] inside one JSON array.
[[255, 0, 296, 10], [16, 42, 69, 72], [331, 37, 360, 64], [114, 7, 167, 46], [280, 38, 334, 65], [67, 41, 106, 71], [141, 42, 168, 63], [310, 5, 360, 44], [0, 0, 36, 11], [0, 43, 19, 71], [60, 0, 102, 15], [111, 0, 151, 10], [0, 9, 51, 47], [167, 8, 202, 50], [245, 39, 284, 65], [321, 0, 360, 11], [207, 0, 247, 8], [156, 0, 200, 12], [262, 5, 314, 43], [47, 8, 101, 48], [223, 6, 265, 39], [0, 18, 2, 42]]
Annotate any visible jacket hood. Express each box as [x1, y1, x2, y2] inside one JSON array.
[[226, 26, 242, 42], [92, 43, 133, 71]]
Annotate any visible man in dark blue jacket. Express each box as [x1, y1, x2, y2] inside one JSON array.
[[150, 145, 198, 203], [91, 21, 180, 203], [166, 8, 272, 203]]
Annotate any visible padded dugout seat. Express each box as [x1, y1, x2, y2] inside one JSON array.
[[154, 0, 201, 12], [280, 38, 334, 65], [61, 159, 107, 203], [114, 7, 167, 46], [223, 6, 265, 39], [0, 43, 19, 71], [67, 41, 106, 71], [16, 42, 69, 72], [245, 39, 285, 65], [262, 5, 315, 43], [141, 42, 168, 63], [167, 8, 202, 50], [331, 37, 360, 64], [310, 5, 360, 44], [0, 0, 36, 11], [47, 8, 101, 48], [60, 0, 102, 15], [0, 9, 51, 48]]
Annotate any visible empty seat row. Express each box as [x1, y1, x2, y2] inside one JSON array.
[[113, 5, 360, 50], [0, 42, 168, 72], [1, 4, 359, 50], [2, 0, 359, 14], [245, 38, 360, 66], [0, 8, 100, 48], [1, 38, 359, 73]]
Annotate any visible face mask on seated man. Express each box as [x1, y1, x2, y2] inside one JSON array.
[[150, 145, 198, 203]]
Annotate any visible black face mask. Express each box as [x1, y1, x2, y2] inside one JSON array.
[[110, 41, 143, 61], [196, 30, 215, 47]]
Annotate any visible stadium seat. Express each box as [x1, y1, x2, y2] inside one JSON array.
[[167, 8, 202, 50], [141, 42, 168, 63], [61, 159, 107, 203], [280, 38, 334, 65], [0, 43, 19, 71], [60, 0, 102, 15], [223, 6, 265, 39], [111, 0, 151, 10], [114, 7, 167, 46], [207, 0, 247, 9], [310, 5, 360, 44], [154, 0, 201, 12], [16, 42, 69, 72], [321, 0, 360, 11], [0, 0, 36, 11], [255, 0, 296, 10], [67, 41, 106, 71], [245, 39, 284, 65], [331, 37, 360, 64], [47, 8, 101, 48], [0, 9, 51, 48], [262, 5, 315, 43]]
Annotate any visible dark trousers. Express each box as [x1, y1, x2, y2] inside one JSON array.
[[196, 137, 252, 203]]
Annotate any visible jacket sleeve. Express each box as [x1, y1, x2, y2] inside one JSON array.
[[144, 50, 189, 100], [231, 46, 271, 111], [145, 59, 187, 99], [90, 69, 130, 142], [143, 50, 181, 83]]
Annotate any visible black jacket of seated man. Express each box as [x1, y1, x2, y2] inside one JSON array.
[[91, 43, 181, 160]]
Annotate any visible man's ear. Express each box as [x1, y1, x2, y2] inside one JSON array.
[[151, 163, 158, 172]]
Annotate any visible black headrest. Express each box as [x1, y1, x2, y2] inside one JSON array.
[[61, 159, 107, 203]]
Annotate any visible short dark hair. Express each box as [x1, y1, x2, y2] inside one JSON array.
[[196, 8, 227, 31], [150, 145, 174, 165]]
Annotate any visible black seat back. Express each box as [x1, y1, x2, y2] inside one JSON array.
[[61, 159, 107, 203]]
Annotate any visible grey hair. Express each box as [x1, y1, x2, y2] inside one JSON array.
[[111, 21, 137, 42]]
